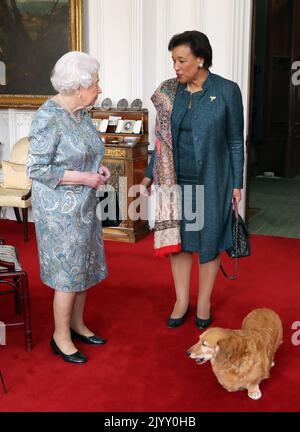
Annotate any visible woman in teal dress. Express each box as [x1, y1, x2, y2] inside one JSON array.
[[27, 51, 110, 364], [142, 31, 244, 329]]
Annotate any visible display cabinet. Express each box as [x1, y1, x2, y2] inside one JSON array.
[[90, 108, 150, 242]]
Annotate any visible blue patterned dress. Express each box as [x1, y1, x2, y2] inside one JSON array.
[[27, 99, 108, 292]]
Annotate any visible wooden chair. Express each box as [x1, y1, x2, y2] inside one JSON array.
[[0, 137, 32, 241], [0, 239, 32, 351]]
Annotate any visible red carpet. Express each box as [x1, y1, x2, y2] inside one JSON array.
[[0, 219, 300, 412]]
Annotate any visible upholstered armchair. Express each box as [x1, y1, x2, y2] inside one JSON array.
[[0, 137, 31, 241]]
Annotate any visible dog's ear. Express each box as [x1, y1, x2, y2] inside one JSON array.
[[217, 334, 245, 362]]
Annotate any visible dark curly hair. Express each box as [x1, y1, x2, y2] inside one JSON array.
[[168, 30, 213, 69]]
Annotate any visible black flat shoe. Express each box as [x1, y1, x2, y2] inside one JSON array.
[[167, 306, 189, 328], [70, 328, 107, 345], [50, 338, 87, 364], [195, 316, 212, 329]]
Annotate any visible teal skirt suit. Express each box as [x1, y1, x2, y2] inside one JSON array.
[[146, 72, 244, 264]]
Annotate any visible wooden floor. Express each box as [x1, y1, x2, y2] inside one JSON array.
[[247, 175, 300, 238]]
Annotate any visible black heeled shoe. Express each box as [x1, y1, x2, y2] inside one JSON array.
[[50, 338, 87, 364], [70, 328, 107, 345], [167, 306, 190, 328], [195, 315, 212, 329]]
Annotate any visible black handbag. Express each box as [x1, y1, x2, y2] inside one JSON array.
[[220, 201, 251, 280], [97, 188, 121, 227], [226, 208, 251, 258]]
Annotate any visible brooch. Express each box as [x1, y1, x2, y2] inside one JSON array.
[[210, 96, 217, 102]]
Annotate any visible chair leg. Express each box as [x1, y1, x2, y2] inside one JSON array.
[[21, 208, 29, 242], [14, 279, 21, 315], [0, 370, 8, 393], [21, 273, 32, 351], [14, 207, 22, 223]]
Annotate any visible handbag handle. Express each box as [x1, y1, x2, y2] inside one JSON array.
[[220, 257, 238, 280], [233, 198, 238, 218], [219, 199, 239, 280]]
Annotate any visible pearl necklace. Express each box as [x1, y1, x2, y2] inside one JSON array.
[[187, 70, 209, 94], [187, 83, 203, 108], [187, 83, 203, 93], [59, 95, 82, 123]]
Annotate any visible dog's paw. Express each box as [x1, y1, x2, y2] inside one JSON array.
[[248, 389, 262, 400]]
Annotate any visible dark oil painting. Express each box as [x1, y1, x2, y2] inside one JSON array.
[[0, 0, 77, 101]]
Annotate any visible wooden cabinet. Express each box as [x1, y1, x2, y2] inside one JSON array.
[[90, 108, 150, 242]]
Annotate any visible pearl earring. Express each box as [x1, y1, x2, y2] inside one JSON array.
[[198, 63, 204, 68]]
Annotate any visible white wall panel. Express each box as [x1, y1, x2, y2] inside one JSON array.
[[0, 110, 34, 221], [130, 0, 143, 100], [231, 0, 253, 216], [200, 0, 235, 79], [93, 0, 130, 105], [87, 0, 143, 106], [8, 111, 34, 150], [0, 112, 9, 163], [198, 0, 207, 34], [0, 110, 33, 158]]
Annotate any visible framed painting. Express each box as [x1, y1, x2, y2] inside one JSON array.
[[0, 0, 83, 109]]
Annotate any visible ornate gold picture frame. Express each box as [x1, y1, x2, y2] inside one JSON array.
[[0, 0, 83, 109]]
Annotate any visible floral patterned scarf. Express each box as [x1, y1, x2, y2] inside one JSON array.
[[151, 78, 182, 257]]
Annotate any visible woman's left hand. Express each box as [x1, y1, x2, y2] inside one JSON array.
[[99, 165, 111, 183], [232, 188, 242, 204]]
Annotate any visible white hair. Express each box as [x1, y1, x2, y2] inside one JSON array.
[[50, 51, 100, 94]]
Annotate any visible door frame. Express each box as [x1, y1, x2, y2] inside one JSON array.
[[245, 0, 257, 223]]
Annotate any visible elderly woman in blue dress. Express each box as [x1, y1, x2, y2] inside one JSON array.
[[27, 51, 110, 364], [141, 31, 244, 329]]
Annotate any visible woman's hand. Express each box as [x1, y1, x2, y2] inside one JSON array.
[[99, 165, 111, 183], [140, 177, 153, 196], [81, 172, 108, 189], [59, 170, 107, 188], [232, 188, 242, 204]]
